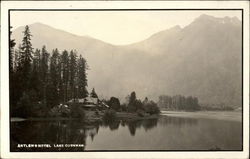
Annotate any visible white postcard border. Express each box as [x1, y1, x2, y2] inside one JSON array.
[[1, 1, 249, 159]]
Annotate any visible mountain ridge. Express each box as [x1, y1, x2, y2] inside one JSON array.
[[12, 14, 242, 107], [12, 14, 241, 48]]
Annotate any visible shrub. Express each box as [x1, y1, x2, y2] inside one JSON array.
[[103, 109, 117, 122], [70, 104, 85, 119], [144, 101, 160, 115], [95, 110, 99, 115], [134, 99, 144, 111], [137, 109, 145, 117], [120, 104, 128, 112], [15, 90, 42, 117], [49, 104, 71, 117], [128, 99, 143, 113], [108, 97, 121, 111], [16, 92, 33, 117]]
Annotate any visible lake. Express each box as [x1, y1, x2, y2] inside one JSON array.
[[10, 111, 242, 151]]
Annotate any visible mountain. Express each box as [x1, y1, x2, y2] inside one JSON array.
[[12, 14, 242, 107]]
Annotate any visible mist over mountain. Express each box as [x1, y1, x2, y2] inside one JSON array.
[[12, 14, 242, 107]]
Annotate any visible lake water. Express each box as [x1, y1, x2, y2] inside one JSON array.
[[10, 112, 242, 151]]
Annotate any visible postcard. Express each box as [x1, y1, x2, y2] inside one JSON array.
[[1, 1, 249, 159]]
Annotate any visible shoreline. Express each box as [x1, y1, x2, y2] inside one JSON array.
[[11, 110, 241, 122], [161, 110, 242, 122], [10, 112, 160, 122]]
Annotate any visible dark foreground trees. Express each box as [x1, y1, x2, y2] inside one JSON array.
[[10, 25, 88, 117]]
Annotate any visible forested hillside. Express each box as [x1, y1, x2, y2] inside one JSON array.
[[12, 14, 242, 107]]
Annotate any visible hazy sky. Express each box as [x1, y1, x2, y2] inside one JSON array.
[[11, 10, 241, 45]]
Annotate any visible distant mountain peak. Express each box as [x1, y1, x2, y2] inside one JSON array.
[[29, 22, 54, 28], [198, 14, 214, 19], [31, 22, 47, 25], [194, 14, 241, 26], [194, 14, 221, 23]]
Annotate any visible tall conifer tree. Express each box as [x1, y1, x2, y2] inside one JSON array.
[[61, 50, 69, 102], [17, 25, 33, 90], [40, 46, 50, 107], [69, 50, 77, 99], [77, 55, 88, 98]]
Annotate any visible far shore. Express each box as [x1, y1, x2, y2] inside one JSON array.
[[161, 110, 242, 122]]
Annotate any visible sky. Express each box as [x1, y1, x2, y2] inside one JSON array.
[[11, 10, 241, 45]]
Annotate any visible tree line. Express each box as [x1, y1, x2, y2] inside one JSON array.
[[106, 91, 160, 115], [10, 25, 88, 117], [158, 95, 200, 111]]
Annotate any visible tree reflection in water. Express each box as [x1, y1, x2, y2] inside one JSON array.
[[11, 120, 98, 152], [125, 119, 157, 136], [10, 116, 241, 151], [101, 118, 159, 136], [11, 118, 159, 152]]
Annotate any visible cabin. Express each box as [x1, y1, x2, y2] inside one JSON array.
[[67, 96, 109, 110], [84, 96, 98, 106]]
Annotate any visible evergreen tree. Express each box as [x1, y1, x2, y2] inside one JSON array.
[[108, 97, 121, 111], [13, 45, 21, 72], [57, 52, 64, 103], [17, 25, 33, 90], [129, 91, 136, 105], [13, 25, 34, 117], [128, 91, 137, 112], [77, 55, 88, 98], [9, 26, 16, 74], [40, 46, 50, 107], [30, 49, 41, 98], [9, 25, 90, 117], [61, 50, 69, 102], [90, 88, 98, 98], [143, 97, 149, 105], [9, 26, 16, 116], [48, 48, 61, 106], [11, 45, 22, 112], [69, 50, 77, 99]]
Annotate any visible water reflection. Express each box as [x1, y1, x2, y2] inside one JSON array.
[[159, 116, 198, 127], [11, 118, 159, 152], [102, 120, 120, 131], [100, 118, 158, 136], [11, 120, 92, 151], [10, 115, 242, 151], [125, 119, 158, 136]]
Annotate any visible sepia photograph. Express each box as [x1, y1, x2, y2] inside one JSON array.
[[1, 1, 249, 159]]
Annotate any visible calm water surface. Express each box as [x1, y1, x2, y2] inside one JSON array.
[[10, 112, 242, 151]]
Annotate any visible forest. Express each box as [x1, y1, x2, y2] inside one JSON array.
[[10, 25, 160, 118], [10, 25, 88, 117], [10, 25, 205, 120], [158, 95, 201, 111]]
